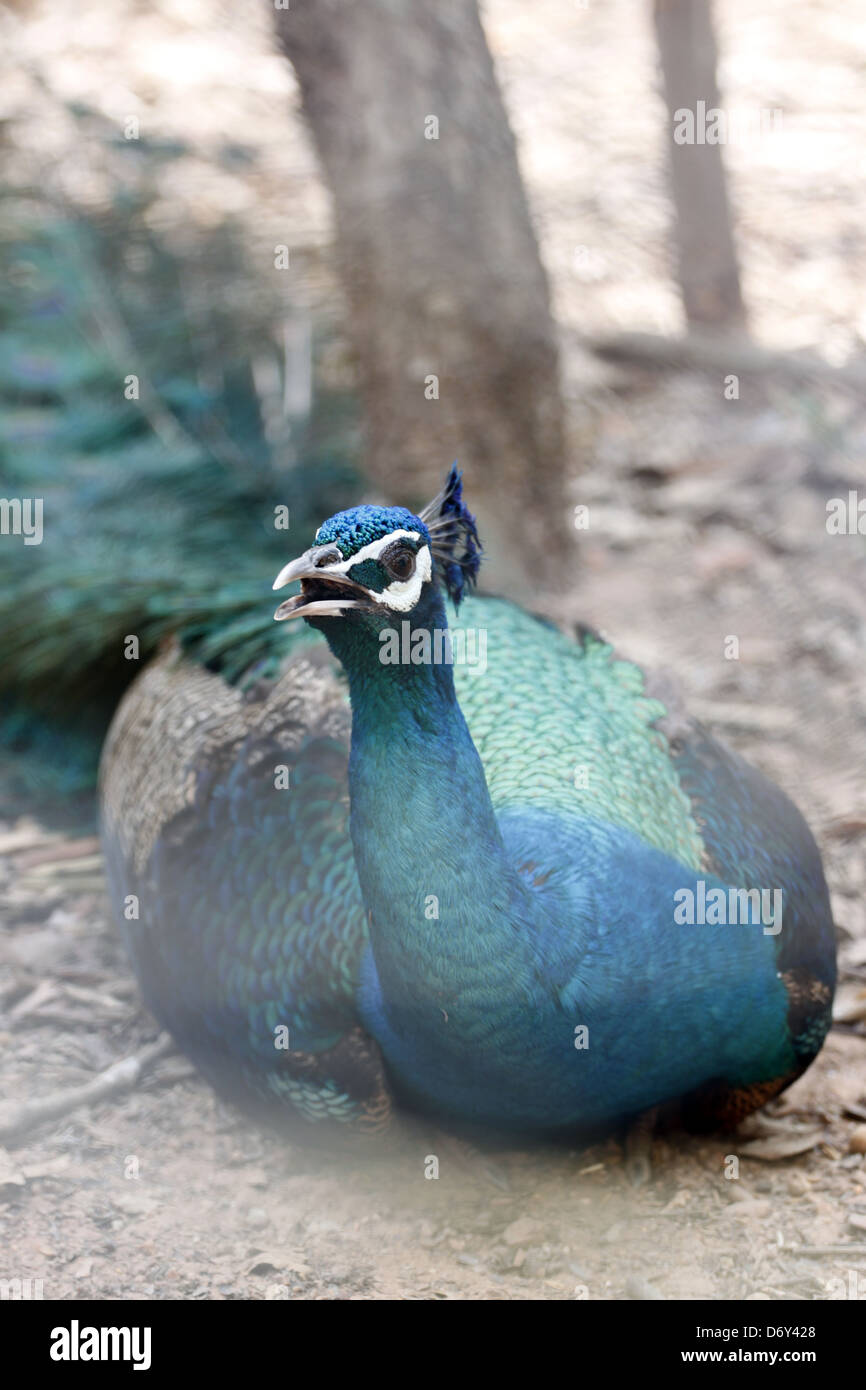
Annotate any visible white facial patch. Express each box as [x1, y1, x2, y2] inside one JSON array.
[[378, 543, 432, 611], [313, 530, 432, 611]]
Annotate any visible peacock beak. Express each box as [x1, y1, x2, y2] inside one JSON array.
[[272, 546, 374, 622]]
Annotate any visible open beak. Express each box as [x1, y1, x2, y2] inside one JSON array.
[[272, 545, 375, 622]]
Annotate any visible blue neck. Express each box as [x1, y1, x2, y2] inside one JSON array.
[[322, 595, 535, 1030]]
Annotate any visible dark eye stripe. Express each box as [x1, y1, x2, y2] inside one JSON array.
[[344, 540, 421, 593], [345, 557, 388, 591]]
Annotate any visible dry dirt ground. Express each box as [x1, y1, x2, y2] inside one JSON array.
[[1, 0, 865, 1301]]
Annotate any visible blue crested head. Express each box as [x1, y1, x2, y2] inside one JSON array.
[[272, 465, 482, 625], [314, 504, 431, 558]]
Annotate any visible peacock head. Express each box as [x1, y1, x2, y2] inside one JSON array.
[[272, 464, 482, 629]]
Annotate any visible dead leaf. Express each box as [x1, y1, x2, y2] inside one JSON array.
[[739, 1128, 825, 1161], [848, 1124, 866, 1155], [246, 1249, 310, 1277], [725, 1198, 772, 1219], [825, 816, 866, 840], [833, 986, 866, 1025], [502, 1217, 544, 1246]]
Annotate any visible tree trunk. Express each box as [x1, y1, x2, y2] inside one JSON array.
[[273, 0, 568, 587], [653, 0, 747, 332]]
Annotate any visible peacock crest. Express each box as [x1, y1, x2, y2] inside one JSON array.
[[420, 463, 483, 608]]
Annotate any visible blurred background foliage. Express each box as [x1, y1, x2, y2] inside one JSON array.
[[0, 100, 364, 817]]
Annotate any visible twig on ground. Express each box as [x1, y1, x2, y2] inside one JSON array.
[[0, 1034, 176, 1144], [782, 1244, 866, 1257]]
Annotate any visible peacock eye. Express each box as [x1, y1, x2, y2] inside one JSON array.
[[388, 549, 415, 581]]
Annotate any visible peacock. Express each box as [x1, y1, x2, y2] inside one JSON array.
[[98, 465, 836, 1139]]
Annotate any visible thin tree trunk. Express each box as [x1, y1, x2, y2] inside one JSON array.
[[274, 0, 568, 585], [653, 0, 747, 332]]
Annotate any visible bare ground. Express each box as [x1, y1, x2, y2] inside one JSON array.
[[1, 0, 865, 1301]]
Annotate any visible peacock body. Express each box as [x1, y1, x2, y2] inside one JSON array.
[[99, 469, 836, 1138]]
